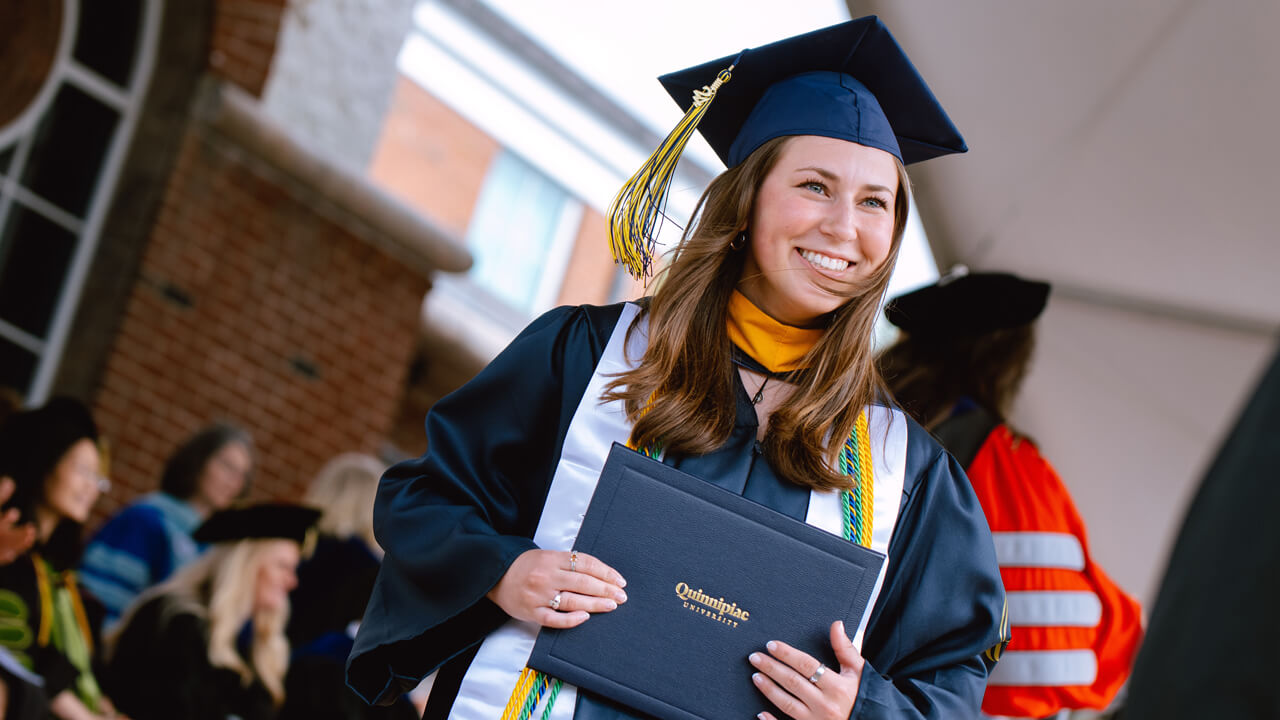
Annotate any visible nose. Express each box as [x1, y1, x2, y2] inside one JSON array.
[[819, 197, 860, 245]]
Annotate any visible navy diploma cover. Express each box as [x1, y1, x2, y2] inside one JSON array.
[[528, 443, 886, 720]]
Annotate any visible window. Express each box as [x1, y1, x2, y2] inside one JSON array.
[[464, 150, 581, 316], [0, 0, 159, 401]]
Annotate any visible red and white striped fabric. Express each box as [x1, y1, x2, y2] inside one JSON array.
[[967, 426, 1144, 719]]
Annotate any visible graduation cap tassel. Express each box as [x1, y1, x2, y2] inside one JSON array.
[[608, 63, 736, 281]]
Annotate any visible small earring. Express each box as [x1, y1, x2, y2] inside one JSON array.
[[729, 232, 746, 251]]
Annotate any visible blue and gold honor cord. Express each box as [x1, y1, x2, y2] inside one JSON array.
[[504, 410, 875, 718]]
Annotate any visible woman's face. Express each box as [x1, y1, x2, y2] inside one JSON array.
[[253, 539, 300, 615], [43, 439, 103, 524], [197, 442, 251, 511], [738, 135, 900, 327]]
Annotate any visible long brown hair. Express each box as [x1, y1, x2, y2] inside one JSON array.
[[877, 325, 1036, 430], [603, 136, 912, 491]]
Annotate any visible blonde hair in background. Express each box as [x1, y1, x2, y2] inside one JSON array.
[[117, 539, 295, 705], [302, 452, 385, 552]]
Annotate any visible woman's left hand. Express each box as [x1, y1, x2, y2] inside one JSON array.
[[749, 620, 865, 720]]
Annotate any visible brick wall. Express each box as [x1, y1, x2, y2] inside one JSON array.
[[209, 0, 287, 97], [368, 76, 499, 237], [90, 123, 429, 516]]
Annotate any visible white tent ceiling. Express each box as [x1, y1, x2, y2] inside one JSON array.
[[849, 0, 1279, 601]]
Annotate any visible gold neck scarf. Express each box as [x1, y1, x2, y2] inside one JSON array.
[[726, 291, 824, 374]]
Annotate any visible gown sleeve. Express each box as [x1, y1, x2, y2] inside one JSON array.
[[852, 424, 1007, 719], [347, 304, 624, 705]]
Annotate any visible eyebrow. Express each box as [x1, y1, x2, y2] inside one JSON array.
[[795, 166, 894, 194]]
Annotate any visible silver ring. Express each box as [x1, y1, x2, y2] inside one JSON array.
[[570, 550, 578, 572], [808, 665, 826, 685], [550, 593, 562, 610]]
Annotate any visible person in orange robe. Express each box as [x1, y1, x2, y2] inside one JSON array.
[[878, 269, 1143, 718]]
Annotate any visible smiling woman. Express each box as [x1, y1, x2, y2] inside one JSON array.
[[351, 16, 1006, 720], [0, 397, 116, 720]]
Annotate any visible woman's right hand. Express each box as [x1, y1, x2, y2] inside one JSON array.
[[486, 549, 627, 628]]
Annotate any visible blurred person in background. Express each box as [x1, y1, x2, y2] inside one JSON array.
[[0, 474, 50, 720], [285, 452, 384, 650], [277, 454, 418, 720], [0, 398, 119, 720], [0, 389, 33, 564], [104, 503, 320, 720], [80, 424, 254, 628], [0, 388, 43, 720], [877, 269, 1144, 718]]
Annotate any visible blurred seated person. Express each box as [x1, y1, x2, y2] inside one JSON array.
[[0, 474, 45, 720], [80, 424, 253, 627], [286, 452, 384, 649], [0, 398, 116, 720], [278, 454, 416, 720], [105, 503, 320, 720], [878, 269, 1143, 718]]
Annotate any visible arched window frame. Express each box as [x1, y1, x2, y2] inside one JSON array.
[[0, 0, 161, 403]]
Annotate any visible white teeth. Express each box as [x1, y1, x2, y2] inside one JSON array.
[[800, 250, 849, 272]]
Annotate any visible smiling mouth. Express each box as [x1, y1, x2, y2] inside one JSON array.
[[799, 249, 850, 272]]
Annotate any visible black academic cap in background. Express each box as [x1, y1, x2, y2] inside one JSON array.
[[0, 396, 98, 505], [194, 502, 321, 545], [885, 269, 1051, 339]]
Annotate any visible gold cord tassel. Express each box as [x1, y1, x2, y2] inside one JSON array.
[[608, 64, 735, 281]]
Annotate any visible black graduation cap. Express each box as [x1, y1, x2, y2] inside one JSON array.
[[193, 502, 321, 545], [0, 396, 99, 510], [659, 16, 967, 167], [609, 16, 965, 281], [884, 268, 1051, 339]]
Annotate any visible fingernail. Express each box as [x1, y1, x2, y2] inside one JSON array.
[[837, 620, 846, 634], [758, 715, 767, 720], [604, 600, 617, 610], [617, 576, 627, 588], [749, 653, 761, 664], [766, 641, 777, 652], [752, 673, 763, 684], [616, 590, 627, 603]]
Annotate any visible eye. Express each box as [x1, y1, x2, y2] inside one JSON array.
[[800, 179, 827, 196], [861, 196, 890, 210]]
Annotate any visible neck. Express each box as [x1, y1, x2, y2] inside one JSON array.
[[33, 506, 59, 544], [726, 291, 824, 374]]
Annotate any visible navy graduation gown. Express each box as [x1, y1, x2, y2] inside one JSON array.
[[348, 303, 1004, 719]]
